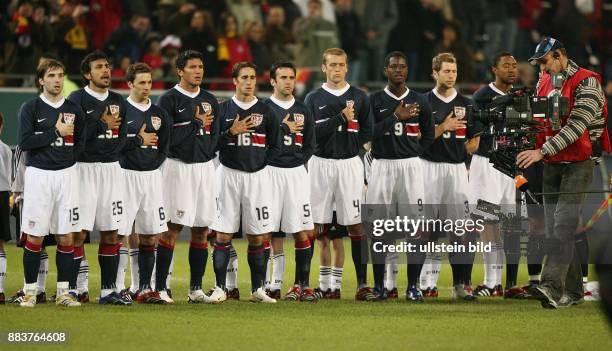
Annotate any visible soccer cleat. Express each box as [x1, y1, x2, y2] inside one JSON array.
[[372, 287, 387, 301], [452, 284, 477, 301], [36, 292, 47, 304], [491, 284, 504, 297], [406, 286, 424, 302], [119, 289, 134, 302], [250, 287, 277, 303], [158, 290, 174, 304], [99, 291, 133, 305], [283, 286, 301, 301], [56, 293, 81, 307], [0, 292, 4, 304], [78, 292, 90, 303], [504, 286, 529, 299], [19, 293, 37, 308], [355, 287, 376, 301], [208, 287, 227, 303], [557, 294, 584, 308], [188, 289, 216, 303], [268, 289, 281, 300], [9, 290, 25, 304], [300, 288, 318, 302], [583, 281, 600, 301], [313, 288, 326, 300], [531, 286, 557, 309], [136, 291, 167, 304], [422, 287, 439, 298], [226, 288, 240, 300], [474, 284, 503, 297], [328, 289, 341, 299], [166, 289, 173, 299], [385, 287, 399, 299]]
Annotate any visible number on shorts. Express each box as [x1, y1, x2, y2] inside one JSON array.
[[69, 207, 79, 222], [256, 206, 269, 221], [303, 204, 311, 218], [353, 199, 360, 214], [112, 201, 123, 216], [159, 207, 165, 221]]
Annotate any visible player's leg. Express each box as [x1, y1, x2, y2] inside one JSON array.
[[0, 191, 11, 303], [285, 230, 315, 301], [317, 231, 332, 298], [330, 235, 345, 299], [419, 159, 444, 297], [268, 234, 285, 299], [187, 226, 213, 303], [385, 252, 399, 298], [0, 239, 5, 303], [73, 231, 89, 302], [116, 235, 130, 298], [54, 233, 80, 307], [128, 233, 140, 296], [263, 235, 272, 291], [134, 233, 165, 304]]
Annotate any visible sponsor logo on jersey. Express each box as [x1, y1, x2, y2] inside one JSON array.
[[293, 113, 304, 123], [109, 104, 120, 116], [63, 113, 75, 125], [250, 113, 264, 127], [151, 116, 162, 130], [454, 106, 466, 119]]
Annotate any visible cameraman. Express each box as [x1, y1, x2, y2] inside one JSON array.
[[517, 37, 611, 309]]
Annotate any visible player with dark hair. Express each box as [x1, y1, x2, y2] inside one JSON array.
[[419, 52, 478, 301], [18, 59, 85, 307], [156, 50, 221, 303], [367, 51, 435, 301], [211, 61, 282, 303], [67, 50, 130, 305], [263, 62, 317, 302], [0, 112, 11, 304], [305, 48, 375, 301], [119, 63, 170, 304]]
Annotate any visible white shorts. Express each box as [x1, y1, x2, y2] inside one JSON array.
[[120, 169, 168, 236], [420, 159, 472, 220], [22, 165, 79, 236], [77, 162, 125, 232], [160, 158, 216, 227], [469, 154, 516, 212], [211, 165, 273, 235], [309, 155, 364, 226], [268, 165, 314, 233]]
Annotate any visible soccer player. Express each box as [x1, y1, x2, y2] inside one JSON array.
[[305, 48, 375, 301], [67, 51, 129, 305], [18, 58, 85, 307], [156, 50, 220, 303], [263, 62, 317, 302], [419, 52, 478, 301], [119, 63, 170, 304], [0, 112, 11, 304], [470, 52, 525, 298], [211, 61, 282, 303], [367, 51, 435, 301]]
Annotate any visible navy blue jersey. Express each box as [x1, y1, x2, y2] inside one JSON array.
[[218, 97, 281, 172], [472, 83, 506, 157], [120, 98, 171, 171], [264, 97, 316, 168], [156, 85, 220, 163], [304, 84, 373, 159], [18, 95, 86, 170], [421, 89, 475, 164], [370, 87, 435, 159], [67, 87, 127, 163]]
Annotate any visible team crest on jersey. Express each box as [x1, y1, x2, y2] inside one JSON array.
[[28, 220, 35, 228], [346, 100, 355, 108], [63, 113, 75, 125], [109, 104, 120, 115], [293, 113, 304, 123], [151, 116, 162, 130], [250, 113, 263, 126], [201, 102, 212, 114], [454, 106, 466, 119], [176, 210, 185, 219]]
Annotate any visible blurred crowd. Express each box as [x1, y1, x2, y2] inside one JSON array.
[[1, 0, 611, 95]]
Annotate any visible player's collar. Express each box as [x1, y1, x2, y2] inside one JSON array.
[[322, 82, 350, 96], [432, 88, 457, 103], [127, 96, 151, 112], [174, 84, 200, 98], [384, 86, 410, 100], [232, 95, 258, 110], [488, 82, 507, 96], [269, 95, 295, 110], [39, 94, 65, 109], [84, 85, 109, 101]]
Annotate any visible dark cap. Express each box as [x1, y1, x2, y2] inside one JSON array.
[[528, 37, 564, 63]]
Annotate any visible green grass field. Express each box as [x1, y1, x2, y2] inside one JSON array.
[[1, 239, 611, 351]]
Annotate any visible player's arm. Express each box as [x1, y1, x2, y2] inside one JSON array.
[[208, 98, 222, 150], [464, 99, 480, 154], [122, 121, 143, 152], [73, 106, 88, 156], [265, 110, 282, 160], [18, 101, 57, 150], [418, 96, 435, 149], [302, 107, 316, 165], [371, 99, 398, 139], [157, 94, 195, 147], [357, 94, 373, 146], [158, 110, 172, 162], [305, 93, 344, 142]]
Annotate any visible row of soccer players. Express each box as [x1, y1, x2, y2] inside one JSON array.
[[11, 46, 541, 308]]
